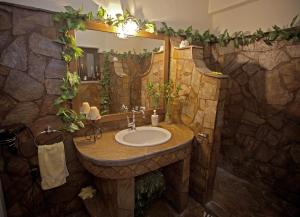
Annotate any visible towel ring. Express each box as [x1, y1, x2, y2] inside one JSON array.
[[34, 126, 65, 147]]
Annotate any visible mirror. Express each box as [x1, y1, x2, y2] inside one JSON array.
[[72, 27, 168, 116]]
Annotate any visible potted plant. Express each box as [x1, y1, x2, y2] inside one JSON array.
[[162, 80, 181, 123], [146, 81, 161, 110]]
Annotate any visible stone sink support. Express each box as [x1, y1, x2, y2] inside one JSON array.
[[170, 44, 228, 203], [74, 123, 194, 217]]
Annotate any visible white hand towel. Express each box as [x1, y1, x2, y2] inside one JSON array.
[[38, 142, 69, 190]]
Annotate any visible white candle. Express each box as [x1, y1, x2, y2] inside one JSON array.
[[81, 102, 90, 115], [88, 106, 101, 120]]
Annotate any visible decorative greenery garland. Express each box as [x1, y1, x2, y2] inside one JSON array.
[[53, 6, 92, 132], [157, 15, 300, 47], [99, 53, 111, 115], [96, 6, 156, 33], [107, 48, 157, 63], [53, 6, 299, 132]]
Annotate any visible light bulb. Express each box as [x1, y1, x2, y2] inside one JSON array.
[[116, 25, 128, 39], [116, 19, 139, 39], [123, 19, 139, 36]]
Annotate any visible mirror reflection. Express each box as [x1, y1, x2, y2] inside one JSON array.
[[73, 30, 165, 115]]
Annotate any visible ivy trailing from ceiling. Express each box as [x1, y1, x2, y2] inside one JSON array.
[[96, 6, 156, 34], [105, 48, 158, 63], [99, 53, 111, 115], [157, 15, 300, 48], [53, 5, 299, 131], [53, 6, 92, 132]]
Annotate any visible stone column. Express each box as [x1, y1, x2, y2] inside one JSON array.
[[95, 177, 135, 217], [162, 157, 191, 213]]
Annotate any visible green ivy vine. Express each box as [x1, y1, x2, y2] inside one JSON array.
[[53, 6, 91, 132], [99, 53, 111, 115], [157, 15, 300, 48], [106, 48, 157, 63], [96, 6, 156, 33], [53, 5, 299, 132]]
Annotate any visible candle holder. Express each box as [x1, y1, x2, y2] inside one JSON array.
[[85, 120, 102, 143]]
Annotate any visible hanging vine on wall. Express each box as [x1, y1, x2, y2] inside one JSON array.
[[99, 53, 111, 115], [53, 5, 300, 131], [106, 48, 156, 63], [53, 6, 92, 132], [96, 6, 156, 34], [157, 15, 300, 48]]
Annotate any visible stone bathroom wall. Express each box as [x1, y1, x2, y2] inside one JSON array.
[[205, 40, 300, 206], [110, 54, 151, 113], [141, 51, 165, 109], [0, 3, 91, 217], [110, 60, 130, 113], [169, 43, 228, 203]]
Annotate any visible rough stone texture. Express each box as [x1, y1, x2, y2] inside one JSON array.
[[29, 32, 61, 59], [0, 93, 16, 121], [208, 39, 300, 210], [258, 50, 290, 70], [287, 90, 300, 120], [28, 52, 47, 82], [211, 168, 300, 217], [12, 7, 53, 35], [45, 79, 62, 95], [0, 36, 27, 71], [170, 44, 228, 204], [45, 58, 66, 79], [0, 30, 12, 50], [0, 9, 12, 30], [3, 102, 39, 125], [286, 44, 300, 58], [4, 70, 44, 101], [0, 3, 92, 217], [40, 95, 58, 115], [141, 52, 164, 109]]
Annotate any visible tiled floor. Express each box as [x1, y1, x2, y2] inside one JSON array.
[[145, 197, 205, 217], [83, 167, 300, 217], [208, 168, 300, 217]]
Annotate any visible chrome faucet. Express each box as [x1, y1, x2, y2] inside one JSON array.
[[127, 106, 146, 130]]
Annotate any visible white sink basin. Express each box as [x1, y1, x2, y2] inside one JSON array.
[[115, 126, 172, 147]]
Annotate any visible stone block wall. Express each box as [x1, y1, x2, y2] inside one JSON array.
[[110, 54, 151, 113], [169, 42, 228, 203], [110, 60, 130, 113], [205, 40, 300, 205], [0, 3, 91, 217], [141, 51, 165, 109]]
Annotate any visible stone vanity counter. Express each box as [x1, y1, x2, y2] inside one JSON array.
[[74, 123, 194, 216], [74, 123, 193, 164]]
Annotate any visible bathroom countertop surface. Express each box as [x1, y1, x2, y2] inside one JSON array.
[[73, 123, 194, 166]]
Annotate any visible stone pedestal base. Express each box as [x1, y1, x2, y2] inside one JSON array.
[[95, 177, 135, 217], [94, 158, 190, 217], [163, 157, 190, 213]]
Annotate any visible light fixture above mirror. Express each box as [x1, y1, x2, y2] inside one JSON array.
[[116, 18, 139, 39]]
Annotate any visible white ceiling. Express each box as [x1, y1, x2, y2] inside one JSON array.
[[0, 0, 212, 31]]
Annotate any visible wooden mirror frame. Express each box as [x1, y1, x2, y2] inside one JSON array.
[[70, 20, 170, 124]]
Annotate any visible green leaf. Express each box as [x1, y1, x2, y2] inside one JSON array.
[[116, 13, 125, 21], [77, 121, 85, 128], [290, 15, 298, 27], [268, 31, 278, 41], [145, 23, 155, 33], [64, 6, 76, 14], [54, 97, 65, 106], [98, 6, 106, 18]]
